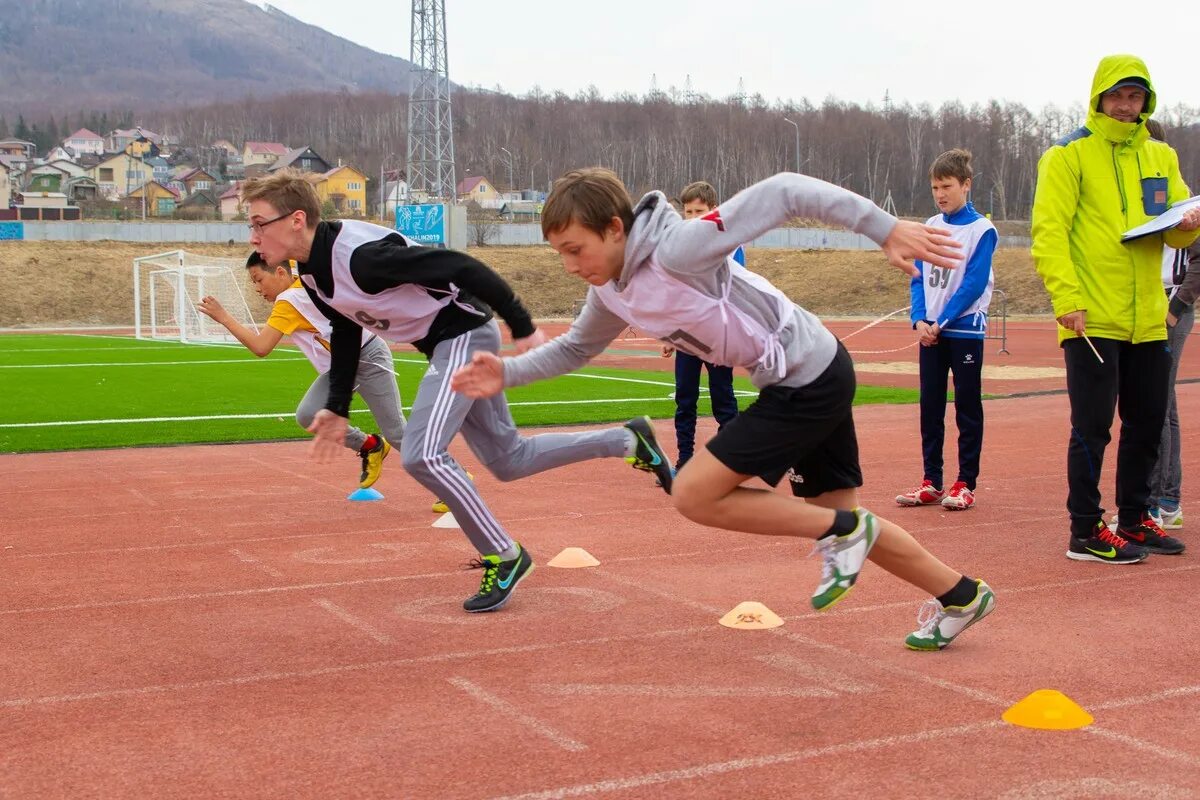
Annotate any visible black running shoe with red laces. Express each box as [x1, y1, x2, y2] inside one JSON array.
[[1117, 514, 1185, 555], [1066, 521, 1149, 564]]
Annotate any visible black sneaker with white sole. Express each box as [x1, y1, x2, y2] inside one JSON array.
[[624, 416, 673, 494], [1066, 521, 1149, 564], [463, 544, 534, 612]]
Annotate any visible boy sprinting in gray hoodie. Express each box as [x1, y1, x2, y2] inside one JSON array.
[[452, 167, 996, 650]]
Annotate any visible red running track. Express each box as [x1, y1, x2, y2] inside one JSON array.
[[3, 386, 1200, 798]]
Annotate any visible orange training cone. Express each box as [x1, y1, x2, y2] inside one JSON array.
[[1002, 689, 1094, 730], [547, 547, 600, 568], [718, 601, 784, 630]]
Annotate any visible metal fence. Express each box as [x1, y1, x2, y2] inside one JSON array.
[[18, 221, 248, 243], [9, 220, 1030, 250], [988, 289, 1011, 355], [479, 223, 1030, 250]]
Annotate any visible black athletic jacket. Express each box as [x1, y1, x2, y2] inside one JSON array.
[[298, 221, 536, 417]]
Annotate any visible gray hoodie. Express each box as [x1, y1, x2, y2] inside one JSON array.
[[502, 172, 899, 391]]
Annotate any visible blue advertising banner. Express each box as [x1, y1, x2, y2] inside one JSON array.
[[0, 221, 24, 241], [395, 203, 446, 245]]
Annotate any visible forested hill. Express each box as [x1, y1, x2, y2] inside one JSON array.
[[0, 0, 424, 113]]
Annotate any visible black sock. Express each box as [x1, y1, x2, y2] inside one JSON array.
[[819, 509, 858, 540], [937, 576, 978, 608]]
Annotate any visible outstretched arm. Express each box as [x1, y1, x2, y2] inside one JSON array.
[[452, 294, 629, 396], [197, 296, 284, 356], [654, 173, 961, 277], [501, 296, 629, 387]]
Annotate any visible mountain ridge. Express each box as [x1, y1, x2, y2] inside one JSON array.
[[0, 0, 428, 114]]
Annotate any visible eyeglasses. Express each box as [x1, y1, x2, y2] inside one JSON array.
[[247, 211, 293, 235]]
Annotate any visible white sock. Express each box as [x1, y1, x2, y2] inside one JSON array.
[[622, 428, 637, 457]]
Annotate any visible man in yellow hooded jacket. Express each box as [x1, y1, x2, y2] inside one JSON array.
[[1032, 54, 1199, 564]]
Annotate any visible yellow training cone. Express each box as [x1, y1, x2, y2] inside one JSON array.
[[432, 512, 460, 529], [718, 601, 784, 630], [547, 547, 600, 568], [1002, 689, 1094, 730]]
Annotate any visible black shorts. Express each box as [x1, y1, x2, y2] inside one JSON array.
[[705, 341, 862, 498]]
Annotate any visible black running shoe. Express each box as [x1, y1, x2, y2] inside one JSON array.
[[1117, 514, 1185, 555], [463, 544, 534, 612], [624, 416, 673, 494], [1066, 521, 1149, 564]]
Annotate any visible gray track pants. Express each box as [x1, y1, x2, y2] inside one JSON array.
[[295, 335, 407, 452], [402, 320, 628, 557], [1150, 307, 1194, 509]]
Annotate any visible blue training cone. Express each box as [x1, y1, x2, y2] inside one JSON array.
[[347, 487, 384, 501]]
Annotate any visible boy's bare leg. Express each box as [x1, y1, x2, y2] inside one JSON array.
[[673, 450, 961, 596]]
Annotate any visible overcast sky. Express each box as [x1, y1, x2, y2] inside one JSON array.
[[262, 0, 1192, 112]]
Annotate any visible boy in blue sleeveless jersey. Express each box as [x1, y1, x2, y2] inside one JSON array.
[[896, 150, 995, 511]]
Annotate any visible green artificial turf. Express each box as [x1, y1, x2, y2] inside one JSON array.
[[0, 334, 920, 453]]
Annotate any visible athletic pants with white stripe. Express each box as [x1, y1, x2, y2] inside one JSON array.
[[400, 320, 628, 557]]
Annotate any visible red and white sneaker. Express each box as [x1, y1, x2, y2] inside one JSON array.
[[941, 481, 975, 510], [895, 480, 944, 507]]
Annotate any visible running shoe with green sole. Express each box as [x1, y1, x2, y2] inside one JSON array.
[[904, 579, 996, 651], [811, 508, 879, 611]]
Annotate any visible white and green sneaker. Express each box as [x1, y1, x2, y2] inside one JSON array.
[[1158, 506, 1183, 530], [904, 579, 995, 651], [811, 508, 879, 611]]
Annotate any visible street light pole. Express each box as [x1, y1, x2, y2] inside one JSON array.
[[530, 159, 543, 196], [783, 118, 800, 173], [500, 147, 515, 196], [379, 153, 397, 223]]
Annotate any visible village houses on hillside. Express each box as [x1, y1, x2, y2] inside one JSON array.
[[1, 125, 369, 222]]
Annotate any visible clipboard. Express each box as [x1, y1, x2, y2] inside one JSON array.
[[1121, 195, 1200, 242]]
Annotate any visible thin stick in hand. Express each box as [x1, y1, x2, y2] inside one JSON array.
[[1083, 334, 1104, 364]]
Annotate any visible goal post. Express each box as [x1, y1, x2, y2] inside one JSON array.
[[133, 250, 260, 342]]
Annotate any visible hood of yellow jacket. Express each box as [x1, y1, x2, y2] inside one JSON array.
[[1086, 54, 1156, 145]]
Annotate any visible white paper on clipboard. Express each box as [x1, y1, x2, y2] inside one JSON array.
[[1121, 195, 1200, 242]]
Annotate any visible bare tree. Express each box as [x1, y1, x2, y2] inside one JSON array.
[[100, 84, 1200, 223]]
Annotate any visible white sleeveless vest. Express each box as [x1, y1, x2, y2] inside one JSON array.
[[299, 219, 485, 344], [920, 213, 994, 326], [276, 285, 373, 374], [592, 255, 793, 378]]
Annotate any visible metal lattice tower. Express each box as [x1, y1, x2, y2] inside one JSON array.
[[406, 0, 456, 201]]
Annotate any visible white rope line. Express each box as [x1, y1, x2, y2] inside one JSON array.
[[838, 305, 919, 355], [846, 341, 919, 355], [838, 306, 911, 340]]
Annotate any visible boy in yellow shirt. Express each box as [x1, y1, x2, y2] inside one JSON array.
[[197, 252, 404, 489]]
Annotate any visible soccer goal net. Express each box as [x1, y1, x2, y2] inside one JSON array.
[[133, 250, 259, 343]]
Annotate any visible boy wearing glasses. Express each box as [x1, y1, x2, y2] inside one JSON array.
[[241, 169, 672, 613]]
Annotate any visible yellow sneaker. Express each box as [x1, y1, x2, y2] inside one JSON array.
[[358, 437, 390, 489], [431, 472, 473, 513]]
